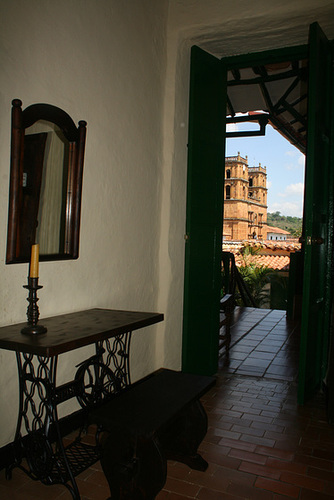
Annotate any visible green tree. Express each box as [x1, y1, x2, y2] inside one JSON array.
[[237, 244, 276, 307], [267, 212, 302, 236]]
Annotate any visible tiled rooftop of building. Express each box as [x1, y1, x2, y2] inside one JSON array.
[[235, 254, 290, 271], [222, 240, 301, 271], [223, 240, 301, 251], [266, 226, 291, 235]]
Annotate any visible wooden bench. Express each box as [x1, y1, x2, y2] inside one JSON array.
[[88, 368, 215, 500]]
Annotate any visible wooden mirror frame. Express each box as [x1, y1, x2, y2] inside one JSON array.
[[6, 99, 87, 263]]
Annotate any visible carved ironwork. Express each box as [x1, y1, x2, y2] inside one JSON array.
[[16, 352, 56, 435], [12, 352, 81, 498], [24, 431, 55, 480], [9, 331, 133, 499], [74, 348, 122, 409], [53, 379, 83, 406], [97, 332, 132, 388]]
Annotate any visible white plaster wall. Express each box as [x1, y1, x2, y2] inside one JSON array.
[[168, 0, 334, 57], [0, 0, 168, 446]]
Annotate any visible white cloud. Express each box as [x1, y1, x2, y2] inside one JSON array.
[[270, 183, 304, 217], [284, 151, 305, 171], [268, 201, 303, 218], [280, 182, 304, 197]]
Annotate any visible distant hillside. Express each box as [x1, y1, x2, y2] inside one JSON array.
[[267, 212, 302, 238]]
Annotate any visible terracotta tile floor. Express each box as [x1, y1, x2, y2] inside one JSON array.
[[1, 308, 334, 499], [219, 307, 300, 380]]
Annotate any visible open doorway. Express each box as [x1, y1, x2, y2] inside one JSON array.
[[218, 59, 306, 379], [220, 124, 305, 382], [182, 23, 334, 407], [222, 51, 307, 311], [223, 123, 305, 311]]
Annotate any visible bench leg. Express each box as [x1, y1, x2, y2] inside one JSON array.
[[162, 400, 209, 471], [100, 430, 167, 500]]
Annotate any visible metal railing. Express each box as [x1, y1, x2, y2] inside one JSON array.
[[221, 251, 257, 308]]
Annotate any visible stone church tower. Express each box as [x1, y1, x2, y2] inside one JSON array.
[[223, 153, 267, 240]]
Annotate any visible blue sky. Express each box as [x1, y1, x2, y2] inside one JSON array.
[[225, 122, 305, 218]]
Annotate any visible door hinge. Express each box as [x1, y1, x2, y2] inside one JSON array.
[[300, 236, 324, 245]]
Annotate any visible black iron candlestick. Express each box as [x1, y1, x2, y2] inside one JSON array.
[[21, 277, 47, 335]]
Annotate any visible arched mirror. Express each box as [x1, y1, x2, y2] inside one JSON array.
[[6, 99, 87, 263]]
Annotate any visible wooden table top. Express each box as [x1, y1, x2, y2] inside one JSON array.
[[0, 308, 164, 357]]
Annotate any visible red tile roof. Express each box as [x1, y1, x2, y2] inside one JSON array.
[[266, 225, 291, 235], [222, 239, 301, 271], [234, 254, 290, 271]]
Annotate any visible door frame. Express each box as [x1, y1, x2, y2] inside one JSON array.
[[183, 37, 333, 396]]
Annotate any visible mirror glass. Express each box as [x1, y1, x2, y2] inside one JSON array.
[[6, 99, 87, 263], [24, 121, 69, 256]]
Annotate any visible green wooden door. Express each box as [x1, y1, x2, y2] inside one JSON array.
[[298, 23, 334, 404], [182, 46, 226, 375]]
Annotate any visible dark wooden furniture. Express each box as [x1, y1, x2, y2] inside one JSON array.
[[6, 99, 87, 264], [89, 368, 215, 500], [0, 308, 163, 499]]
